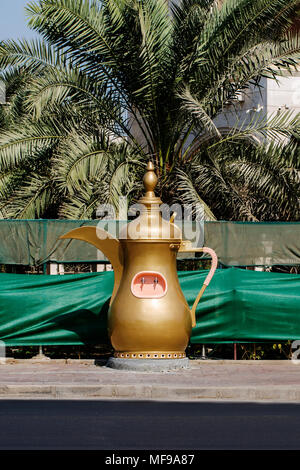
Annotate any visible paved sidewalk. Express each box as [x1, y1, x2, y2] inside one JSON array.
[[0, 358, 299, 401]]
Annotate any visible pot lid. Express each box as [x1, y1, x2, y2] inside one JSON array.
[[119, 161, 182, 241]]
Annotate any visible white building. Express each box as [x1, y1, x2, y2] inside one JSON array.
[[214, 72, 300, 135]]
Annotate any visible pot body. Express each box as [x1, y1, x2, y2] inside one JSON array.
[[108, 240, 192, 358]]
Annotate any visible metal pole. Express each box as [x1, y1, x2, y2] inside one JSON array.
[[32, 345, 50, 362], [234, 343, 237, 360]]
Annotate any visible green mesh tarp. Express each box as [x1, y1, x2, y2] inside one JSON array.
[[0, 220, 299, 266], [0, 220, 109, 265], [0, 268, 299, 346]]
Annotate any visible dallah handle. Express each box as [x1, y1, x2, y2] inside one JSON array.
[[179, 243, 218, 328]]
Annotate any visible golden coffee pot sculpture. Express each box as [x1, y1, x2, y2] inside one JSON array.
[[60, 162, 218, 360]]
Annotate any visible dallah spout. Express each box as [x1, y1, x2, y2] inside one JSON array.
[[59, 226, 123, 304]]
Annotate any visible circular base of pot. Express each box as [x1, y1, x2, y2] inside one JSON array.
[[106, 357, 190, 372]]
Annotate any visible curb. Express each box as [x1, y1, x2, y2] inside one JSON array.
[[2, 358, 292, 365], [3, 358, 101, 365], [0, 384, 300, 401]]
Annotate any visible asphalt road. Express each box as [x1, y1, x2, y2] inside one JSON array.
[[0, 399, 299, 449]]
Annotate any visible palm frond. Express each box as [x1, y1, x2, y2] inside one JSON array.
[[207, 109, 300, 151], [0, 38, 67, 73], [175, 168, 217, 221], [0, 121, 61, 170], [53, 134, 111, 194], [179, 87, 222, 139], [4, 174, 54, 219]]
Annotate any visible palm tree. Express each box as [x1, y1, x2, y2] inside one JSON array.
[[176, 137, 300, 221], [0, 0, 299, 219]]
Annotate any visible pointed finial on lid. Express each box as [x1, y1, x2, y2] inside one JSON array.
[[143, 161, 158, 198]]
